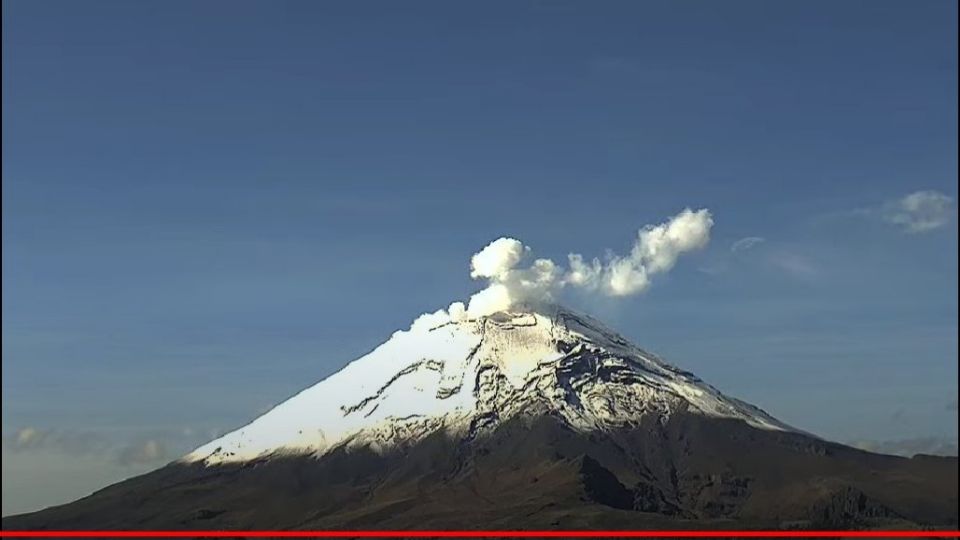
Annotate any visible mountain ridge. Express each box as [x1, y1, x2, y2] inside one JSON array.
[[184, 304, 792, 466], [4, 304, 956, 530]]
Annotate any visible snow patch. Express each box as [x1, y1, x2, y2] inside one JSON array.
[[185, 306, 792, 465]]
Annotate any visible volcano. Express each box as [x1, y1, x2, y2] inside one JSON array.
[[4, 305, 957, 530]]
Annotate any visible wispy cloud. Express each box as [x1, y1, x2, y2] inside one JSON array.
[[881, 190, 955, 233], [811, 189, 956, 234], [768, 251, 819, 279], [730, 236, 766, 253], [700, 238, 815, 280], [852, 437, 958, 457], [4, 428, 111, 457], [3, 427, 203, 467], [697, 262, 728, 276], [2, 427, 221, 515], [116, 440, 169, 466]]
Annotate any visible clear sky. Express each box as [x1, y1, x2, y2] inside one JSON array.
[[2, 0, 957, 516]]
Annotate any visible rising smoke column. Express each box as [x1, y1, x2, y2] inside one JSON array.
[[410, 208, 713, 330]]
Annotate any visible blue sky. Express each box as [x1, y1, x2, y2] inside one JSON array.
[[2, 0, 957, 515]]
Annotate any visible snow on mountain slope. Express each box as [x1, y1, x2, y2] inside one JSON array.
[[185, 305, 792, 465]]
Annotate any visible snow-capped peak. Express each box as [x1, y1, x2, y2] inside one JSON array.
[[185, 305, 792, 465]]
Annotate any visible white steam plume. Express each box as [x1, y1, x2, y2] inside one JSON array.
[[409, 208, 713, 331]]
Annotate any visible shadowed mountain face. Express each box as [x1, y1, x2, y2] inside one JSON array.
[[4, 307, 957, 530], [4, 413, 956, 530]]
